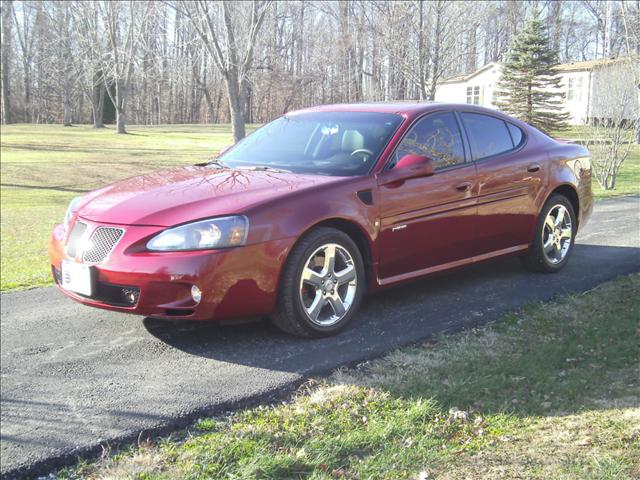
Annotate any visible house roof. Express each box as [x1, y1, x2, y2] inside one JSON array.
[[440, 62, 500, 84], [553, 57, 634, 72], [440, 56, 636, 84]]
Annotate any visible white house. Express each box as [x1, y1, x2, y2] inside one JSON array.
[[435, 57, 639, 125]]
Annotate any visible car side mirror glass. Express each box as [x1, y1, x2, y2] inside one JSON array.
[[395, 154, 435, 173], [379, 154, 435, 186]]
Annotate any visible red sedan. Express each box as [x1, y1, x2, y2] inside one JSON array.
[[49, 103, 593, 337]]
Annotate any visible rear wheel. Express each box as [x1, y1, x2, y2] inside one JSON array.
[[521, 194, 576, 273], [272, 227, 365, 337]]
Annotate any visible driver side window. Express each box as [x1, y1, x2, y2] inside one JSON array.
[[392, 112, 465, 169]]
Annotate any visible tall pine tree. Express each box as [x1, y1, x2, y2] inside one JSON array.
[[494, 14, 569, 133]]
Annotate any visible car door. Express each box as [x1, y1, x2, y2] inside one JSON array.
[[459, 112, 543, 257], [377, 111, 478, 281]]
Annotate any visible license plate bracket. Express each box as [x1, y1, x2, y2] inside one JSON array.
[[61, 261, 95, 296]]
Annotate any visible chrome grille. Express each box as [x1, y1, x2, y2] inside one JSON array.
[[82, 227, 124, 263], [65, 222, 88, 258]]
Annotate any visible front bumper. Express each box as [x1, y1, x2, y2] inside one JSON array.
[[49, 220, 294, 320]]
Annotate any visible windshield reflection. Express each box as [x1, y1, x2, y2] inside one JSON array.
[[219, 112, 403, 176]]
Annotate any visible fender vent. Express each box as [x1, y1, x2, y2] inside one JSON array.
[[356, 189, 374, 205]]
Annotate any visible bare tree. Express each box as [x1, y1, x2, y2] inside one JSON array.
[[179, 0, 271, 142], [587, 59, 639, 189], [11, 1, 41, 121], [619, 0, 640, 144], [70, 1, 107, 128], [98, 0, 150, 134], [0, 0, 633, 129], [1, 0, 13, 124], [40, 1, 76, 126]]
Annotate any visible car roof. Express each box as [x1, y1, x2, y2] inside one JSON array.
[[287, 102, 547, 143], [290, 102, 509, 119], [293, 102, 438, 116]]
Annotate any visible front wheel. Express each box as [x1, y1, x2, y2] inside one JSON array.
[[521, 194, 576, 273], [271, 227, 365, 337]]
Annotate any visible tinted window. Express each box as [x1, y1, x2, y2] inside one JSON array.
[[220, 112, 402, 176], [507, 123, 524, 147], [460, 113, 514, 159], [392, 112, 465, 169]]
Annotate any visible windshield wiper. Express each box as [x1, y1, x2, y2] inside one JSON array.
[[238, 165, 292, 174], [206, 158, 228, 168], [194, 158, 228, 168]]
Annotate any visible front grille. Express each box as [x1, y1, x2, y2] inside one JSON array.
[[65, 221, 88, 258], [82, 227, 124, 263]]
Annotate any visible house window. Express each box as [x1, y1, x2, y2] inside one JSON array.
[[567, 78, 574, 101], [466, 86, 480, 104], [567, 77, 582, 102]]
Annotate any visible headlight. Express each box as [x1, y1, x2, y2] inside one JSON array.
[[146, 216, 249, 251], [64, 196, 84, 232]]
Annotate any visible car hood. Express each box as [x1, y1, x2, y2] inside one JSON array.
[[77, 166, 343, 226]]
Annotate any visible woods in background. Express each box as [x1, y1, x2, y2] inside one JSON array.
[[1, 0, 639, 139]]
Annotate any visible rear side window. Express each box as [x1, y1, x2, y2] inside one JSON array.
[[392, 112, 465, 169], [507, 123, 524, 147], [460, 112, 514, 159]]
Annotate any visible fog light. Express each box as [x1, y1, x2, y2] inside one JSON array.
[[191, 285, 202, 303], [121, 287, 139, 305]]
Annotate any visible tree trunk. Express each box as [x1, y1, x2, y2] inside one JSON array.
[[63, 83, 73, 126], [417, 1, 427, 100], [116, 107, 126, 134], [225, 72, 246, 142], [466, 24, 477, 73], [203, 87, 214, 123], [63, 105, 72, 126], [22, 59, 31, 122], [115, 81, 127, 134], [213, 90, 222, 124], [550, 0, 563, 53], [428, 1, 443, 101], [92, 85, 105, 128], [230, 104, 245, 142], [1, 0, 13, 124], [241, 77, 252, 123]]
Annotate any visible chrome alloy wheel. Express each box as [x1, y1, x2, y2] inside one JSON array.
[[298, 243, 358, 326], [542, 204, 573, 264]]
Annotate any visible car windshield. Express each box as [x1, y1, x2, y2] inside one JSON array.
[[218, 111, 403, 176]]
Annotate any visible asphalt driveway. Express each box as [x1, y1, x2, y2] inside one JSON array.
[[1, 196, 639, 479]]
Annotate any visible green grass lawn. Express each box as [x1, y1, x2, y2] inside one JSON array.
[[0, 124, 255, 290], [58, 274, 640, 479], [0, 123, 638, 291]]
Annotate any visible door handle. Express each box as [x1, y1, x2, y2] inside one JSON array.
[[527, 163, 541, 173], [455, 181, 473, 192]]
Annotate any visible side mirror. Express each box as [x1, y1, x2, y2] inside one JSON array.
[[379, 154, 435, 186]]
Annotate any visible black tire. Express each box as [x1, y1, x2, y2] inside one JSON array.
[[271, 227, 366, 338], [521, 194, 577, 273]]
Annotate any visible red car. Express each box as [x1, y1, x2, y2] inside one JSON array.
[[49, 103, 593, 337]]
